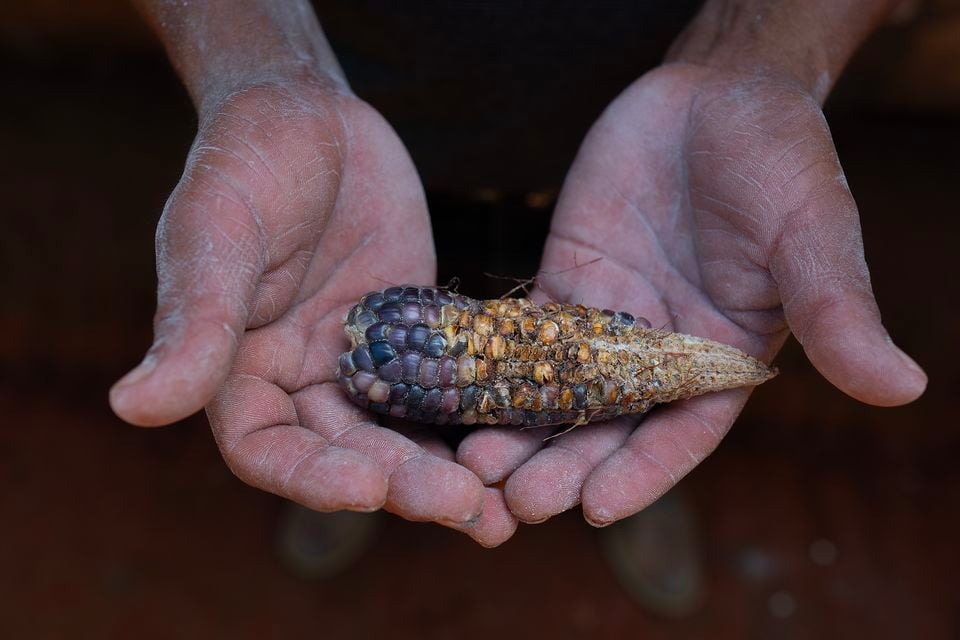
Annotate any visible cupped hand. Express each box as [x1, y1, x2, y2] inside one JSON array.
[[457, 62, 927, 526], [110, 77, 516, 546]]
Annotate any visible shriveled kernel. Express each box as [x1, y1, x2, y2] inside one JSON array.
[[456, 355, 476, 385], [473, 314, 494, 336], [559, 387, 574, 410], [478, 390, 497, 413], [577, 343, 591, 363], [537, 319, 560, 345], [475, 357, 490, 382], [533, 361, 554, 384], [498, 318, 516, 335], [485, 335, 506, 360], [520, 316, 538, 338]]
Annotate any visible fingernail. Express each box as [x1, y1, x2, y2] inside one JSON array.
[[114, 354, 159, 389], [585, 508, 614, 528]]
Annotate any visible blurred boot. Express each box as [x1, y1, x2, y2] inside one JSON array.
[[599, 491, 705, 617], [276, 503, 380, 579]]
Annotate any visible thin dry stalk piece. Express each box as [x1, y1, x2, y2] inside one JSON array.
[[336, 285, 777, 428]]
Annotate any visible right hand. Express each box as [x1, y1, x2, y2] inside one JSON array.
[[109, 76, 517, 547]]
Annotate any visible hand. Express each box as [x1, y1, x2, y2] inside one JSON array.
[[457, 62, 927, 526], [109, 77, 516, 546]]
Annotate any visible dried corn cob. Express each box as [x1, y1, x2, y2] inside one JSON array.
[[337, 285, 776, 428]]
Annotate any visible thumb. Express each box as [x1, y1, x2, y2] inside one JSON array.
[[110, 169, 263, 426], [770, 176, 927, 407]]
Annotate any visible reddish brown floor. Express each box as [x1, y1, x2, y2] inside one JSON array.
[[1, 51, 958, 639]]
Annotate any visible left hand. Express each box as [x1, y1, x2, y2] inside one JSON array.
[[456, 62, 927, 526]]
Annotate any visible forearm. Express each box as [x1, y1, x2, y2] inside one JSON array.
[[132, 0, 346, 113], [666, 0, 902, 102]]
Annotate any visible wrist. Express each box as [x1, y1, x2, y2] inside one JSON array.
[[133, 0, 348, 115], [665, 0, 902, 103]]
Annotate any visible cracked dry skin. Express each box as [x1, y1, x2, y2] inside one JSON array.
[[336, 285, 777, 427]]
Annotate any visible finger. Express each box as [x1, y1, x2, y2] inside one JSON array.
[[292, 383, 486, 526], [581, 389, 749, 526], [389, 420, 457, 462], [448, 488, 519, 548], [208, 374, 388, 511], [110, 165, 263, 427], [504, 419, 634, 523], [456, 426, 556, 485], [769, 172, 927, 406]]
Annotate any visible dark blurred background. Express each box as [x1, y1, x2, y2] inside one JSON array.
[[1, 1, 959, 638]]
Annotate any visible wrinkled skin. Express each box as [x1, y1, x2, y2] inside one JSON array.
[[456, 63, 926, 526], [110, 78, 518, 546]]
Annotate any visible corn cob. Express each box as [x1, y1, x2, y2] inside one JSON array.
[[337, 285, 776, 428]]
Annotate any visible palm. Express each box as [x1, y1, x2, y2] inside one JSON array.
[[114, 80, 515, 545], [458, 63, 925, 526]]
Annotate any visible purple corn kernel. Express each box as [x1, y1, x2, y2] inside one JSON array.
[[337, 373, 357, 395], [368, 380, 391, 403], [353, 394, 370, 409], [601, 309, 615, 317], [352, 345, 376, 373], [369, 402, 389, 414], [440, 387, 460, 414], [400, 352, 422, 384], [421, 388, 443, 412], [421, 288, 437, 304], [346, 305, 359, 325], [525, 410, 541, 425], [382, 286, 403, 302], [401, 286, 421, 302], [388, 324, 409, 351], [572, 383, 588, 410], [510, 410, 524, 426], [354, 310, 378, 331], [365, 322, 392, 343], [438, 356, 457, 387], [401, 302, 422, 324], [362, 292, 385, 311], [406, 324, 430, 352], [377, 303, 402, 323], [636, 316, 652, 329], [540, 384, 559, 410], [389, 404, 407, 418], [406, 409, 423, 422], [389, 383, 409, 405], [337, 351, 357, 376], [368, 341, 397, 366], [460, 384, 479, 411], [437, 292, 454, 306], [406, 385, 426, 409], [377, 358, 402, 383], [352, 371, 378, 393], [422, 304, 441, 328], [614, 311, 635, 326], [419, 358, 440, 388], [424, 333, 447, 358]]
